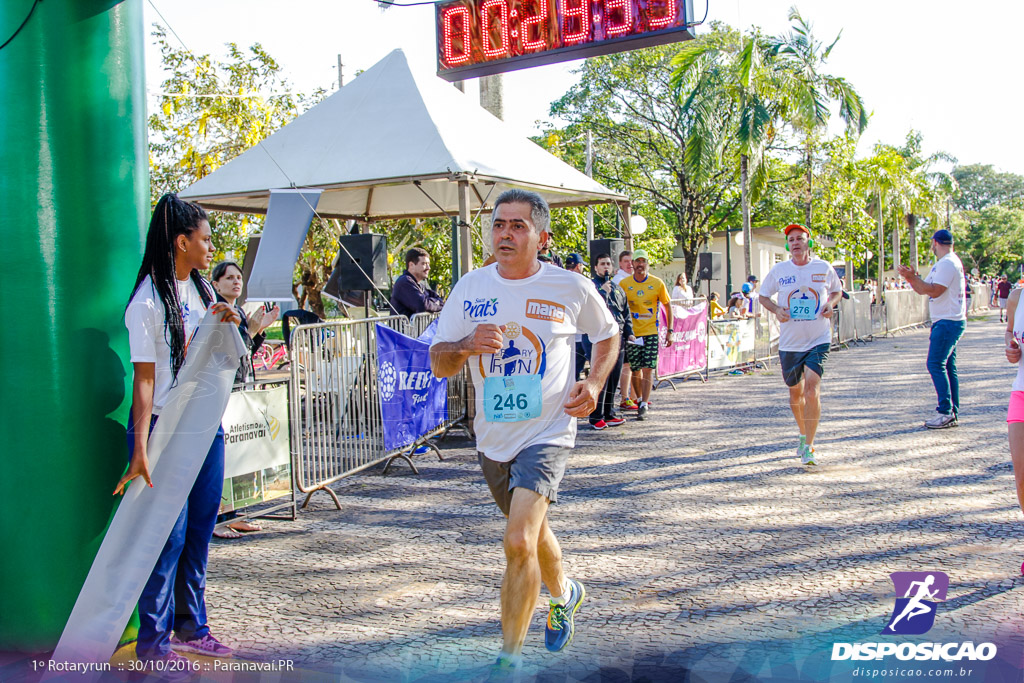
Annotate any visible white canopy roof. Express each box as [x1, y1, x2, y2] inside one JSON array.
[[179, 48, 626, 220]]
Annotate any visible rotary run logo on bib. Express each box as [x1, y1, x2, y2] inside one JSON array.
[[787, 286, 820, 320], [479, 321, 548, 378]]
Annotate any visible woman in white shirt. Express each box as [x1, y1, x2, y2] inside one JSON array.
[[115, 194, 240, 669], [671, 273, 694, 301]]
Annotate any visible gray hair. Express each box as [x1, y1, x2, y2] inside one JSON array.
[[494, 189, 550, 235]]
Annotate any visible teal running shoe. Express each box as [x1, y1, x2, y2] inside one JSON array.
[[545, 578, 585, 652]]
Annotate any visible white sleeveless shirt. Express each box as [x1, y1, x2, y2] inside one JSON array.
[[1013, 293, 1024, 392]]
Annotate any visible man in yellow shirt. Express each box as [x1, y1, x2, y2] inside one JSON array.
[[621, 249, 673, 420]]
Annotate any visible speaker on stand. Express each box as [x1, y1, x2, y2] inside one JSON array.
[[697, 252, 722, 300], [323, 233, 389, 317]]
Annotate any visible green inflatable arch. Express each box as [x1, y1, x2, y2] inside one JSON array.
[[0, 0, 147, 651]]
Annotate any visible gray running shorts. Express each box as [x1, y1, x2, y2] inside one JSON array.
[[479, 443, 570, 516]]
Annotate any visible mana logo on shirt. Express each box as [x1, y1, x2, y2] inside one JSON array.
[[480, 321, 547, 378], [525, 299, 566, 322], [464, 297, 499, 320]]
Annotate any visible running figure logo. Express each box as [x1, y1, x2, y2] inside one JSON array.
[[882, 571, 948, 635]]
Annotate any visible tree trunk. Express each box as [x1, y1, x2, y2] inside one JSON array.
[[891, 206, 901, 274], [804, 137, 813, 228], [740, 154, 752, 277], [876, 195, 885, 294], [906, 213, 919, 272]]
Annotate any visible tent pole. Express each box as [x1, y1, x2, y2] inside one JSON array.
[[450, 216, 460, 286], [458, 180, 472, 276]]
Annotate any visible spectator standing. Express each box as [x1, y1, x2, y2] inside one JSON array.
[[998, 276, 1013, 323], [897, 229, 967, 429], [565, 253, 589, 378], [589, 253, 632, 430], [117, 194, 241, 670], [671, 273, 694, 300], [621, 249, 673, 421], [612, 251, 638, 411], [390, 247, 444, 318]]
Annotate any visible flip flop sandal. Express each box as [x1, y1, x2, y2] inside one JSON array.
[[228, 521, 263, 533], [213, 528, 244, 539]]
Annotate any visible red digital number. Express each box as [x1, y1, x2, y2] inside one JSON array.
[[604, 0, 633, 37], [647, 0, 678, 30], [482, 0, 511, 57], [521, 0, 549, 51], [559, 0, 590, 45], [442, 5, 472, 66]]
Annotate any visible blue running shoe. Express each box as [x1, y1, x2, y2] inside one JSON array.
[[545, 578, 585, 652]]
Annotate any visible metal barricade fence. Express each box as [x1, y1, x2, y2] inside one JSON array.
[[708, 317, 757, 372], [289, 315, 412, 508], [884, 289, 930, 334], [754, 314, 779, 365], [970, 284, 991, 313], [656, 297, 708, 386], [409, 312, 470, 436]]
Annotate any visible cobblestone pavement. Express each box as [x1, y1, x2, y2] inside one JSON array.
[[204, 313, 1024, 681]]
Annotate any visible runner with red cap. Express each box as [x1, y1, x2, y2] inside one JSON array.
[[758, 224, 843, 465]]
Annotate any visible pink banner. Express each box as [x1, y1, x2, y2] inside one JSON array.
[[657, 301, 708, 377]]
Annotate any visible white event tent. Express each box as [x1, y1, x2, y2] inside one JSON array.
[[179, 49, 629, 299]]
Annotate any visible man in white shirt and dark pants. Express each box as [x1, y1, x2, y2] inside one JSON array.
[[759, 224, 843, 465], [897, 229, 967, 429]]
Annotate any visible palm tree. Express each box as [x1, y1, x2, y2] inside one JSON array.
[[671, 27, 778, 278], [769, 7, 869, 230]]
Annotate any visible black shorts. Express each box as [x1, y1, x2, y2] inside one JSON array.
[[779, 343, 830, 387], [625, 334, 660, 370]]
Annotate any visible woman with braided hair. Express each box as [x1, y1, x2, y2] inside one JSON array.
[[115, 193, 241, 672]]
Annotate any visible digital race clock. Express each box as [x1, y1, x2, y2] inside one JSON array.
[[436, 0, 697, 81]]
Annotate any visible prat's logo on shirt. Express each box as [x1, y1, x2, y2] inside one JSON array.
[[525, 299, 566, 322], [464, 297, 499, 320], [778, 275, 797, 286], [812, 273, 827, 283]]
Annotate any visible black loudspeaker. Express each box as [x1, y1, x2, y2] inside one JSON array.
[[589, 238, 625, 270], [324, 233, 389, 296], [239, 235, 260, 303], [697, 252, 722, 281]]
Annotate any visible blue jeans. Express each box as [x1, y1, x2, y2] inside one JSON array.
[[927, 319, 966, 416], [127, 412, 225, 658]]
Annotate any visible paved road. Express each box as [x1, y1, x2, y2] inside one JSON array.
[[205, 312, 1024, 681]]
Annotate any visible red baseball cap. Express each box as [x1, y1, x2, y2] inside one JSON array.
[[784, 223, 811, 238]]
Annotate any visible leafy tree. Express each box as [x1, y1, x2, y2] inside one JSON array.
[[550, 41, 741, 281], [671, 25, 781, 278], [148, 26, 339, 315], [952, 164, 1024, 212], [768, 7, 868, 229]]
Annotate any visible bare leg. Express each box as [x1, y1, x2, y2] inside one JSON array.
[[803, 370, 822, 446], [630, 370, 642, 402], [536, 516, 566, 598], [619, 364, 632, 403], [640, 368, 654, 403], [788, 380, 806, 436], [500, 488, 550, 657], [1009, 423, 1024, 516]]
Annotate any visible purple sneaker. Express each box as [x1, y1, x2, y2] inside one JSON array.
[[170, 633, 234, 658]]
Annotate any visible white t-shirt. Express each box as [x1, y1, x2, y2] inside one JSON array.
[[612, 268, 631, 285], [925, 252, 966, 321], [125, 275, 212, 413], [760, 257, 842, 352], [432, 263, 617, 462], [671, 285, 694, 300]]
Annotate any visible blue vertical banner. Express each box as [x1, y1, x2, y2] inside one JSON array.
[[376, 324, 448, 451]]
